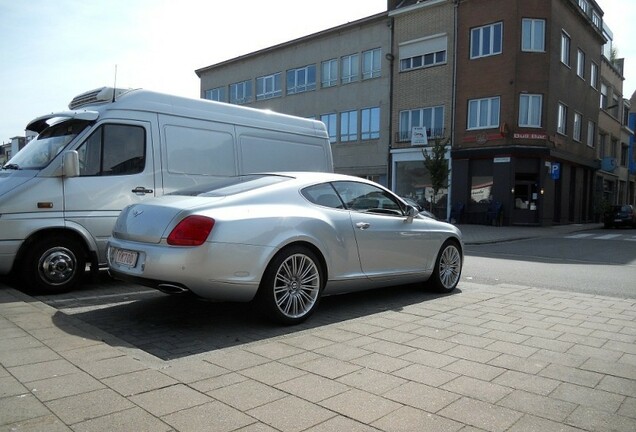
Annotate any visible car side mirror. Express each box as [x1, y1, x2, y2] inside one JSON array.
[[62, 150, 80, 178], [405, 205, 419, 222]]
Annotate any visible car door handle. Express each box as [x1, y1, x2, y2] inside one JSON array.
[[132, 186, 153, 195], [356, 222, 371, 230]]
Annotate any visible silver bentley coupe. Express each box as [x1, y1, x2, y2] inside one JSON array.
[[107, 172, 463, 324]]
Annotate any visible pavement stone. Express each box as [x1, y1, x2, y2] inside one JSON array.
[[1, 222, 636, 431]]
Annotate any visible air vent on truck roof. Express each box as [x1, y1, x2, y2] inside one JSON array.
[[68, 87, 131, 110]]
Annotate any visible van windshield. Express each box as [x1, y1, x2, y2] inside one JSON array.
[[4, 120, 91, 170]]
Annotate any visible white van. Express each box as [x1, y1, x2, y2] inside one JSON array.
[[0, 87, 333, 293]]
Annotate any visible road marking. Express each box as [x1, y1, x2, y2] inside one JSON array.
[[596, 234, 623, 240], [565, 234, 594, 239]]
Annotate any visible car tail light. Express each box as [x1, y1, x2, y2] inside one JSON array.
[[167, 216, 215, 246]]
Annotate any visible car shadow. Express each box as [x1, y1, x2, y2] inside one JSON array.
[[49, 280, 460, 361]]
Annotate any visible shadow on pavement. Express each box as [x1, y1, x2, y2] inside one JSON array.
[[49, 281, 458, 361]]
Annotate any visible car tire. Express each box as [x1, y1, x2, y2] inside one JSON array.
[[20, 235, 86, 294], [257, 246, 324, 325], [429, 240, 462, 293]]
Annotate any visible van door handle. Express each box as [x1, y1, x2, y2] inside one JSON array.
[[356, 222, 370, 230], [132, 186, 153, 195]]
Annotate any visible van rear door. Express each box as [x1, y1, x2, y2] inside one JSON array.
[[63, 121, 155, 263]]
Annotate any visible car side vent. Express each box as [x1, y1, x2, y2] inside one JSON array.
[[68, 87, 130, 110]]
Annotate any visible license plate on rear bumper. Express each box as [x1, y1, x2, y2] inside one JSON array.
[[112, 248, 139, 267]]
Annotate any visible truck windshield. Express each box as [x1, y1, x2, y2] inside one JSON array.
[[4, 120, 91, 170]]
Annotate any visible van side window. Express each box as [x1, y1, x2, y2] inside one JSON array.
[[77, 124, 145, 176]]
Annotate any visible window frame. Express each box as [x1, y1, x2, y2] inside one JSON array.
[[561, 31, 571, 67], [286, 65, 316, 95], [521, 18, 545, 52], [470, 22, 503, 59], [256, 72, 282, 101], [577, 49, 586, 78], [518, 94, 543, 128], [557, 103, 568, 135], [362, 48, 382, 80], [467, 97, 500, 130], [340, 110, 358, 142], [341, 54, 360, 84], [204, 87, 226, 102], [590, 62, 599, 89], [361, 107, 380, 140], [320, 113, 337, 143], [399, 106, 445, 141], [321, 59, 338, 88], [229, 80, 253, 105], [573, 112, 582, 142], [586, 120, 596, 147]]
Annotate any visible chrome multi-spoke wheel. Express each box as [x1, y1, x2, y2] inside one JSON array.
[[259, 246, 324, 324], [430, 241, 462, 292]]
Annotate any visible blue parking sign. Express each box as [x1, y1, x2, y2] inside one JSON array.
[[550, 162, 560, 180]]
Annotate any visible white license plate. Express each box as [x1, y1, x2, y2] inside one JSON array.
[[113, 248, 138, 267]]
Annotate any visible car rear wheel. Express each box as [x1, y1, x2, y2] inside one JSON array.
[[429, 240, 462, 293], [257, 246, 323, 325], [20, 235, 86, 294]]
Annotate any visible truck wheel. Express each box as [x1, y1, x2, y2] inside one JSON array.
[[20, 236, 86, 294]]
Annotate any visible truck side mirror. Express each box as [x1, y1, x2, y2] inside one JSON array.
[[62, 150, 80, 178]]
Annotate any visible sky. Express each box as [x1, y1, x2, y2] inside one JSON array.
[[1, 0, 634, 142]]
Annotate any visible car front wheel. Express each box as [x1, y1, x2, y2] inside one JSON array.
[[257, 246, 324, 325], [429, 240, 462, 293]]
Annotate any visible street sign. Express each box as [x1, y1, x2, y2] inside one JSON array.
[[550, 162, 560, 180]]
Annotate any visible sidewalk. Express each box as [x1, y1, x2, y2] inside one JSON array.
[[1, 223, 634, 432], [458, 222, 604, 245]]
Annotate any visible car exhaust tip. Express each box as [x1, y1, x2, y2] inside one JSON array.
[[157, 283, 190, 295]]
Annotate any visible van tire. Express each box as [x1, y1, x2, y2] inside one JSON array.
[[20, 236, 86, 294]]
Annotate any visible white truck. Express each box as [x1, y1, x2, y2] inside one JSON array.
[[0, 87, 333, 293]]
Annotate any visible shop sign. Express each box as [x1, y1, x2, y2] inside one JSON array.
[[494, 157, 511, 163], [513, 132, 548, 140], [411, 127, 428, 145]]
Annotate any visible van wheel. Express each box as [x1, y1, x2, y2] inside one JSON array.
[[20, 236, 86, 294], [257, 246, 324, 325]]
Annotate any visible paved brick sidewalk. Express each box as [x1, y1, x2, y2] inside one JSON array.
[[1, 279, 635, 432]]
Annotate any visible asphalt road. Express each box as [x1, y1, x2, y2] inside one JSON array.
[[463, 228, 636, 298]]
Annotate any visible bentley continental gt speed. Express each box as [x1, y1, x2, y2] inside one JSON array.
[[107, 172, 463, 324]]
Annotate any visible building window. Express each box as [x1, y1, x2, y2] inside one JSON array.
[[287, 65, 316, 95], [590, 62, 598, 89], [229, 80, 252, 104], [399, 106, 444, 141], [518, 94, 542, 127], [321, 59, 338, 88], [362, 48, 381, 79], [561, 32, 571, 66], [256, 73, 282, 100], [592, 11, 601, 28], [598, 133, 607, 157], [361, 107, 380, 140], [600, 83, 608, 109], [578, 0, 588, 13], [399, 35, 448, 71], [587, 120, 595, 147], [470, 22, 503, 59], [557, 103, 568, 135], [573, 112, 582, 141], [320, 113, 337, 143], [620, 144, 628, 167], [521, 19, 545, 52], [340, 110, 358, 142], [204, 87, 226, 102], [341, 54, 359, 84], [468, 97, 500, 130], [577, 49, 585, 78]]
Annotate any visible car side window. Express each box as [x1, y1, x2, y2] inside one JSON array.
[[77, 124, 145, 176], [332, 181, 405, 216], [302, 183, 343, 209]]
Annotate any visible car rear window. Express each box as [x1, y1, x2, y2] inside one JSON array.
[[169, 174, 291, 197]]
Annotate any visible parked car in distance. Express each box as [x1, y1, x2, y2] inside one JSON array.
[[108, 172, 463, 324], [604, 204, 636, 228]]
